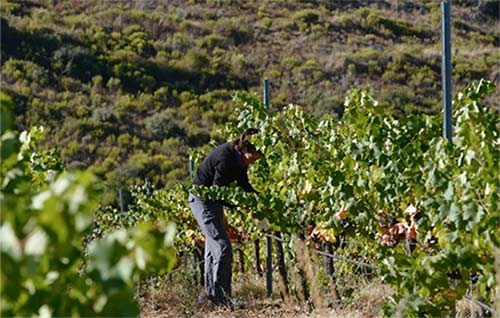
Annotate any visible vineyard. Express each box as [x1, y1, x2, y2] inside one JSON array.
[[2, 78, 498, 317], [142, 79, 500, 317]]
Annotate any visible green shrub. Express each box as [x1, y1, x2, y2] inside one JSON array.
[[351, 47, 378, 63], [106, 77, 122, 92], [91, 75, 104, 92], [230, 54, 246, 76], [283, 56, 301, 69], [63, 13, 89, 29], [468, 31, 495, 45], [52, 45, 99, 81], [61, 140, 84, 161], [199, 34, 229, 50], [382, 68, 405, 83], [262, 17, 273, 28], [179, 20, 210, 37], [60, 76, 81, 92], [337, 12, 358, 30], [144, 109, 184, 140], [408, 65, 438, 88], [2, 59, 49, 85], [1, 93, 14, 133], [293, 9, 320, 25], [347, 63, 356, 74], [271, 91, 288, 107], [166, 32, 192, 53], [175, 48, 210, 72], [263, 69, 281, 81], [380, 87, 417, 114], [91, 107, 116, 122], [108, 49, 157, 92], [213, 17, 252, 45], [453, 56, 489, 81], [366, 12, 423, 37], [282, 18, 298, 31]]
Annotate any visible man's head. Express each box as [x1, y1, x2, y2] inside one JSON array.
[[242, 148, 262, 166], [233, 128, 263, 166]]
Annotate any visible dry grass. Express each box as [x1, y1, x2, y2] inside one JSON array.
[[139, 241, 393, 318], [140, 270, 392, 318], [139, 242, 496, 318]]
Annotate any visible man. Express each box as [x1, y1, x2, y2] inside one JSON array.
[[188, 128, 262, 308]]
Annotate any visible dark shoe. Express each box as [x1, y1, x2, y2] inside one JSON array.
[[213, 297, 248, 310], [212, 297, 234, 310]]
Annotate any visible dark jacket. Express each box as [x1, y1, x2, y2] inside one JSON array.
[[193, 142, 257, 193]]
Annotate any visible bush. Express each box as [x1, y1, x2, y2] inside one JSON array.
[[52, 45, 101, 82], [59, 76, 81, 92], [380, 87, 417, 115], [351, 47, 378, 63], [213, 17, 252, 45], [262, 17, 273, 28], [108, 49, 157, 92], [230, 54, 246, 76], [365, 12, 427, 38], [293, 9, 321, 25], [91, 107, 116, 122], [106, 77, 122, 92], [166, 32, 192, 53], [337, 12, 358, 30], [144, 109, 184, 140], [2, 58, 49, 86], [122, 24, 155, 56], [175, 48, 210, 73], [198, 34, 229, 50]]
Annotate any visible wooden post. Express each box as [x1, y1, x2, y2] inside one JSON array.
[[238, 248, 245, 273], [266, 234, 273, 297], [296, 235, 310, 304], [322, 242, 341, 302], [275, 232, 289, 295], [254, 239, 263, 276]]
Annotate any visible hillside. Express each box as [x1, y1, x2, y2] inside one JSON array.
[[1, 0, 498, 200]]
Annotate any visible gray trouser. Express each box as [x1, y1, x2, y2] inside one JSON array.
[[188, 193, 232, 302]]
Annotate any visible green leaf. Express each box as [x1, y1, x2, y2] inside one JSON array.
[[448, 203, 460, 223], [0, 92, 14, 134], [419, 286, 430, 298], [24, 228, 49, 256], [0, 222, 21, 260], [444, 182, 454, 201]]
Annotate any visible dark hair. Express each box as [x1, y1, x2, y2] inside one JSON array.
[[232, 128, 262, 155]]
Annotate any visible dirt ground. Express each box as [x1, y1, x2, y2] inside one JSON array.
[[139, 271, 391, 318]]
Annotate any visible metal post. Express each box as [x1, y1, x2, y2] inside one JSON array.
[[264, 79, 272, 296], [263, 79, 270, 110], [144, 177, 152, 196], [189, 157, 195, 179], [266, 234, 273, 297], [441, 1, 452, 143], [119, 187, 126, 213]]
